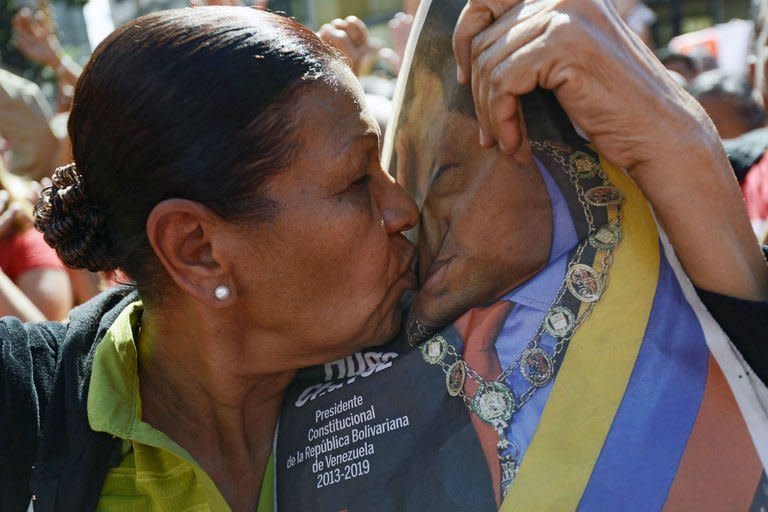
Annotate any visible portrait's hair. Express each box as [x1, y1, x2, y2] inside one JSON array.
[[34, 8, 342, 294], [404, 0, 474, 117]]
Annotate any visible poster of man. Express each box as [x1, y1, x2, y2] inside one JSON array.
[[275, 1, 768, 510]]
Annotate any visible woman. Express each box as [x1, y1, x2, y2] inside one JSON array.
[[1, 3, 766, 512], [1, 7, 416, 512]]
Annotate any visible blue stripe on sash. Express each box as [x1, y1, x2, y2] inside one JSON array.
[[577, 244, 710, 511]]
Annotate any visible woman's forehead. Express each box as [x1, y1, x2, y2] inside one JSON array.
[[288, 85, 378, 162]]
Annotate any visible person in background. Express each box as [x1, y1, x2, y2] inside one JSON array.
[[10, 7, 110, 303], [0, 188, 45, 322], [612, 0, 656, 47], [188, 0, 269, 8], [318, 15, 401, 132], [0, 8, 77, 184], [389, 1, 420, 65], [0, 68, 59, 180], [657, 49, 700, 84], [0, 160, 72, 320], [689, 70, 767, 139], [317, 1, 423, 132], [723, 0, 768, 242], [318, 0, 422, 79], [12, 8, 81, 95]]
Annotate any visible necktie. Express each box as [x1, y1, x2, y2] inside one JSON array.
[[454, 301, 514, 508]]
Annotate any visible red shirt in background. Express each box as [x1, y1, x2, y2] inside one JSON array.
[[0, 227, 66, 282], [743, 149, 768, 222]]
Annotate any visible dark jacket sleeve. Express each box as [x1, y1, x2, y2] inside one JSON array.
[[697, 289, 768, 386], [696, 246, 768, 386], [0, 317, 65, 512]]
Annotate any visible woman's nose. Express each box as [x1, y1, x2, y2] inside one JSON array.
[[377, 173, 419, 234]]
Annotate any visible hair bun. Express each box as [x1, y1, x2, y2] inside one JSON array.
[[34, 163, 116, 271]]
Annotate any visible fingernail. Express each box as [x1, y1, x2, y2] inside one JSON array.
[[457, 66, 466, 84], [479, 127, 486, 146]]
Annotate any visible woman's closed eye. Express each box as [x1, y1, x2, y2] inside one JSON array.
[[346, 155, 373, 193], [350, 174, 371, 189]]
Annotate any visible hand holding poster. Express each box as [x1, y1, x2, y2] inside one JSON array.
[[276, 1, 768, 510]]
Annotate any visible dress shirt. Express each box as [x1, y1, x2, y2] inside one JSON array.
[[495, 157, 578, 462]]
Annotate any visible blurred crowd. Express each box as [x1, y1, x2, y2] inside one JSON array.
[[0, 0, 767, 322]]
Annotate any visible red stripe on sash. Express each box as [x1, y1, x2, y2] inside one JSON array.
[[662, 356, 763, 511]]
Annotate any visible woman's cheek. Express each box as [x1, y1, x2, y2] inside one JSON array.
[[348, 240, 391, 300]]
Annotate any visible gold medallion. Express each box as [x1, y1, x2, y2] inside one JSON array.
[[569, 151, 600, 179], [589, 223, 622, 250], [421, 335, 448, 365], [566, 263, 603, 303], [543, 306, 575, 338], [520, 348, 555, 388], [446, 360, 466, 397], [585, 185, 623, 207]]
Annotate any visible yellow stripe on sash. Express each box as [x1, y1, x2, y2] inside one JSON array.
[[501, 157, 660, 511]]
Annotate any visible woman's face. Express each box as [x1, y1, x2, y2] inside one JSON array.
[[228, 70, 418, 368]]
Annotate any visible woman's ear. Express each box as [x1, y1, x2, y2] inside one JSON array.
[[146, 199, 236, 307]]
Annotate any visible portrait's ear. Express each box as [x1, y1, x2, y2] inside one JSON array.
[[146, 199, 235, 307]]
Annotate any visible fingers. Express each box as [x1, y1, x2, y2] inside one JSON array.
[[317, 23, 355, 64], [489, 91, 523, 153], [11, 10, 36, 48], [318, 16, 370, 75], [11, 8, 34, 32], [12, 7, 61, 67], [389, 12, 414, 58], [12, 8, 46, 40], [453, 2, 496, 84], [325, 16, 368, 50], [339, 16, 368, 48], [470, 9, 554, 151], [453, 0, 527, 84], [189, 0, 242, 6]]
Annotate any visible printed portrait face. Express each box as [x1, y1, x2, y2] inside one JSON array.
[[386, 1, 552, 337]]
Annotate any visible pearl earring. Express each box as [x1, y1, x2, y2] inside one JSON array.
[[214, 285, 231, 301]]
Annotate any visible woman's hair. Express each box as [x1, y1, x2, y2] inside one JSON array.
[[34, 7, 341, 291]]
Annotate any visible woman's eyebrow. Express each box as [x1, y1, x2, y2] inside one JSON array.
[[333, 132, 379, 160]]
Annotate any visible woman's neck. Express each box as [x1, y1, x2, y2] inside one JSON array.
[[137, 304, 296, 512]]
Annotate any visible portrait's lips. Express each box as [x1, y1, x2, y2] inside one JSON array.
[[422, 255, 454, 295]]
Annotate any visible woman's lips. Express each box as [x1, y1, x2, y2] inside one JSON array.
[[401, 268, 417, 289], [422, 256, 453, 294], [398, 249, 417, 289]]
